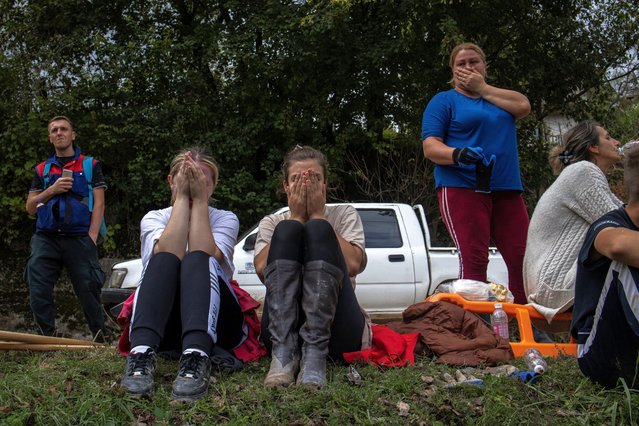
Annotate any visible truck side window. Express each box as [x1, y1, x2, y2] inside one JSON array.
[[357, 209, 403, 248]]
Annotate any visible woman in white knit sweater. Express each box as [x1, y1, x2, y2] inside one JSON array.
[[523, 121, 623, 322]]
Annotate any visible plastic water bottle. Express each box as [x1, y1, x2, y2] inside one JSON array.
[[523, 348, 548, 374], [619, 140, 639, 156], [491, 303, 509, 339]]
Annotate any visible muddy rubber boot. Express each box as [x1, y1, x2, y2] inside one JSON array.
[[263, 260, 302, 388], [297, 260, 343, 388]]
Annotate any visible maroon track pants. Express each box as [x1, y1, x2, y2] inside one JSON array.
[[437, 187, 529, 304]]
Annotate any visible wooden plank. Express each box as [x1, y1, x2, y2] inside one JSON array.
[[0, 342, 102, 351], [0, 330, 104, 346]]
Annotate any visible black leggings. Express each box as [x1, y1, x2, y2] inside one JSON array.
[[130, 250, 244, 355], [260, 219, 365, 360]]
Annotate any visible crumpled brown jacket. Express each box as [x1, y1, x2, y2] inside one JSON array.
[[386, 300, 513, 366]]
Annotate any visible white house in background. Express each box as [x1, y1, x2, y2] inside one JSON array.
[[542, 113, 576, 145]]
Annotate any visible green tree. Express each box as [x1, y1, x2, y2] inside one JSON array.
[[0, 0, 637, 256]]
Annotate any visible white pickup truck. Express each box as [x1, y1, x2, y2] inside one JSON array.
[[103, 203, 508, 319]]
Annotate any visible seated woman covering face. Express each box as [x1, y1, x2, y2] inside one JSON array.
[[120, 147, 245, 402], [254, 145, 372, 388], [523, 121, 623, 322]]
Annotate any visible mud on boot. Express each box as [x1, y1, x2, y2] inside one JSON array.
[[171, 352, 211, 402], [297, 260, 342, 388], [121, 348, 156, 396], [263, 260, 303, 388]]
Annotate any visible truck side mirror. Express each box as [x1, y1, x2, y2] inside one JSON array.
[[243, 233, 257, 251]]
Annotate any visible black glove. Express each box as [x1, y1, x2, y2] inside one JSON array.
[[475, 154, 495, 193], [452, 147, 484, 165]]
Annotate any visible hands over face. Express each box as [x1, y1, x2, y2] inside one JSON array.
[[286, 172, 308, 222], [173, 157, 191, 201], [286, 168, 326, 222], [455, 68, 486, 93], [306, 170, 326, 220], [184, 156, 209, 203]]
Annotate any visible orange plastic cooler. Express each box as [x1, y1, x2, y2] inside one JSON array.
[[426, 293, 577, 357]]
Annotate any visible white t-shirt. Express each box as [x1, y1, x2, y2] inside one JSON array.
[[255, 204, 368, 283], [139, 206, 239, 282]]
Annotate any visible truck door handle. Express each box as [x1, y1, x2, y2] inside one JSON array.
[[388, 254, 405, 262]]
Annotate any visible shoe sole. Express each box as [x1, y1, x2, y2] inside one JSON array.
[[264, 371, 297, 388], [121, 385, 153, 397], [171, 389, 207, 402]]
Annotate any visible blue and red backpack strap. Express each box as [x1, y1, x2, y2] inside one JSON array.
[[40, 154, 82, 189], [42, 163, 52, 189], [83, 156, 94, 211], [82, 156, 107, 238]]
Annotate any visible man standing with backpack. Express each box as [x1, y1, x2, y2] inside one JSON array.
[[25, 116, 108, 341]]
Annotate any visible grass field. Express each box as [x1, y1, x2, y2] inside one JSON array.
[[1, 347, 638, 425]]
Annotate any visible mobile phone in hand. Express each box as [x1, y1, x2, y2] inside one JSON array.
[[62, 169, 73, 179]]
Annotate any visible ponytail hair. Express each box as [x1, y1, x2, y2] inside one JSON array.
[[549, 121, 600, 175]]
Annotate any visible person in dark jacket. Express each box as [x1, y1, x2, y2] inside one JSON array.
[[25, 116, 107, 340], [571, 141, 639, 389]]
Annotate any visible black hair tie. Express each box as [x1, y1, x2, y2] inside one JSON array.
[[558, 150, 573, 166]]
